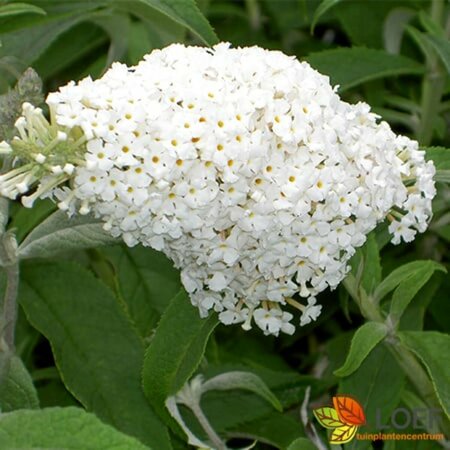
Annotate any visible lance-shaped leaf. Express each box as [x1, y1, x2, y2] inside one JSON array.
[[313, 407, 344, 429], [201, 371, 282, 412], [0, 3, 46, 18], [398, 331, 450, 418], [374, 260, 444, 302], [339, 345, 405, 438], [424, 146, 450, 170], [142, 290, 218, 429], [334, 322, 387, 377], [423, 34, 450, 74], [333, 396, 366, 426], [305, 47, 423, 92], [389, 260, 446, 324], [115, 0, 218, 46], [0, 407, 150, 449], [18, 210, 117, 259], [330, 424, 358, 444], [19, 261, 170, 449], [310, 0, 343, 33], [102, 245, 180, 338], [0, 8, 96, 66]]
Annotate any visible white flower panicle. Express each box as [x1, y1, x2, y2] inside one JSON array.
[[0, 43, 436, 336]]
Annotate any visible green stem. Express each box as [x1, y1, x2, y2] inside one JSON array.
[[0, 231, 19, 352], [417, 0, 448, 145], [344, 273, 450, 437], [2, 262, 19, 350], [245, 0, 261, 30]]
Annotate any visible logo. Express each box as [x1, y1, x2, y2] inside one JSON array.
[[313, 395, 366, 445]]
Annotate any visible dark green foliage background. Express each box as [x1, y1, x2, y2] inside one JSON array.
[[0, 1, 449, 449]]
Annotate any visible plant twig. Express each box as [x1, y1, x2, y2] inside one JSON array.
[[417, 0, 448, 145], [191, 401, 228, 450], [2, 262, 19, 350], [245, 0, 262, 30], [301, 386, 329, 450], [0, 231, 19, 351]]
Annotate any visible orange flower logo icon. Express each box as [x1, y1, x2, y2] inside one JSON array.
[[313, 395, 366, 444]]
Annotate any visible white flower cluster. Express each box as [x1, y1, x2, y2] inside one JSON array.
[[0, 43, 436, 336]]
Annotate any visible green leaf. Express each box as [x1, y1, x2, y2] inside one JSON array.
[[334, 1, 399, 48], [406, 25, 434, 60], [18, 210, 117, 259], [102, 245, 180, 337], [340, 345, 405, 449], [0, 407, 150, 449], [305, 47, 424, 92], [91, 11, 130, 67], [119, 2, 185, 49], [287, 437, 317, 450], [237, 413, 305, 449], [127, 21, 155, 64], [0, 9, 95, 65], [196, 363, 327, 435], [19, 261, 170, 449], [351, 232, 381, 294], [401, 389, 442, 436], [398, 331, 450, 418], [389, 261, 446, 324], [0, 355, 39, 412], [142, 290, 218, 428], [10, 199, 55, 243], [310, 0, 342, 34], [0, 3, 46, 18], [399, 273, 443, 331], [374, 260, 444, 303], [434, 169, 450, 183], [334, 322, 388, 377], [383, 7, 415, 54], [418, 11, 446, 38], [33, 22, 107, 80], [116, 0, 218, 45], [202, 371, 282, 412], [423, 34, 450, 74], [424, 146, 450, 170]]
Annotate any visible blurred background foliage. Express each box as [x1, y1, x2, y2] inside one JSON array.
[[0, 1, 449, 449]]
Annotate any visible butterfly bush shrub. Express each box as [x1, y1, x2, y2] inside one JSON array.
[[0, 1, 448, 449]]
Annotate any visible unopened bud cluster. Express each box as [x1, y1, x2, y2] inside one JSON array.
[[0, 43, 436, 335]]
